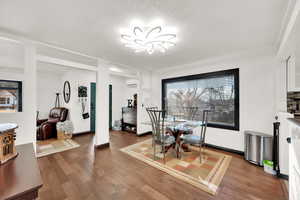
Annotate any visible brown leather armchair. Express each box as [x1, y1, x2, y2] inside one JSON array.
[[37, 107, 69, 140]]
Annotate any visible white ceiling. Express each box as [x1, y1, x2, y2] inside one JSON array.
[[0, 0, 288, 70]]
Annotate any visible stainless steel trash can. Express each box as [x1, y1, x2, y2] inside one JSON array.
[[244, 131, 273, 166]]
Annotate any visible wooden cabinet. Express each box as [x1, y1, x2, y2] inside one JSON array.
[[122, 107, 137, 133], [0, 143, 43, 200], [288, 56, 300, 92], [288, 120, 300, 200]]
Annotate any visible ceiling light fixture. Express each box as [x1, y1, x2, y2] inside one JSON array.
[[109, 67, 123, 73], [120, 20, 177, 55]]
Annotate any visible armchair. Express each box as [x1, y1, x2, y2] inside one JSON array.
[[37, 107, 68, 140]]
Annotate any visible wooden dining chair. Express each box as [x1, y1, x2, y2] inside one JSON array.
[[179, 110, 209, 163], [146, 108, 176, 164]]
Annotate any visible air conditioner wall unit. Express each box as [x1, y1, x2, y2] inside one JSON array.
[[126, 79, 139, 86]]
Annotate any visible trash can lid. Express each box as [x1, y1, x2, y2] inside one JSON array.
[[244, 130, 273, 137]]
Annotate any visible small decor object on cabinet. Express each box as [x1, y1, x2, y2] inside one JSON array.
[[0, 123, 18, 165], [56, 121, 74, 140], [127, 99, 133, 108], [63, 81, 71, 103]]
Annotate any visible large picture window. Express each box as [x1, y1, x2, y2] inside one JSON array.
[[162, 68, 239, 130], [0, 80, 22, 112]]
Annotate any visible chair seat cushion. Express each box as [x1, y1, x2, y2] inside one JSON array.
[[181, 135, 201, 145], [157, 135, 175, 145]]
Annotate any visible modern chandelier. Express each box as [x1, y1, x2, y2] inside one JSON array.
[[120, 21, 177, 54]]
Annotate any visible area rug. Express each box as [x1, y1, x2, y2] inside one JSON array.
[[121, 139, 231, 195], [36, 139, 80, 158]]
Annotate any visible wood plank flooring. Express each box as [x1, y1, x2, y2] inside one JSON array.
[[37, 131, 288, 200]]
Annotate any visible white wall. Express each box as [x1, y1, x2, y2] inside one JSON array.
[[109, 75, 138, 126], [37, 72, 62, 119], [151, 55, 284, 151], [0, 71, 26, 145], [59, 71, 137, 133], [61, 69, 96, 134], [109, 75, 136, 124], [137, 71, 153, 134], [0, 70, 65, 144]]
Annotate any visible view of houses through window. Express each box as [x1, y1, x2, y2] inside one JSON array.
[[0, 80, 22, 112]]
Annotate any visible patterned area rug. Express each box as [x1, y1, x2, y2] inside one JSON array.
[[36, 139, 80, 158], [121, 139, 231, 195]]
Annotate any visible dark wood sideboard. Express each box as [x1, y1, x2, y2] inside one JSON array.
[[122, 107, 137, 133], [0, 143, 43, 200]]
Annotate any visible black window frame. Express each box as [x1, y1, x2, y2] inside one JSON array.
[[0, 79, 23, 112], [162, 68, 240, 131]]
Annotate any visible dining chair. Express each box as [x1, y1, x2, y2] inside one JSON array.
[[146, 108, 176, 164], [179, 110, 209, 163]]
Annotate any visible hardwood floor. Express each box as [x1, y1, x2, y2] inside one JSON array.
[[37, 131, 288, 200]]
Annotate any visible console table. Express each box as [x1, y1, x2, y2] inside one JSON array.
[[0, 143, 43, 200]]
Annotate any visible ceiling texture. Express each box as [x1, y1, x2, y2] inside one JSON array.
[[0, 0, 288, 70]]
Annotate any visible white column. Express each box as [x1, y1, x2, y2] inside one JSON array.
[[23, 43, 37, 150], [94, 62, 110, 147], [136, 71, 152, 135]]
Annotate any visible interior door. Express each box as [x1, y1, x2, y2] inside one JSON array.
[[90, 82, 96, 132], [90, 83, 112, 132], [109, 84, 112, 129]]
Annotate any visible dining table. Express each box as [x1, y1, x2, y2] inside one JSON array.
[[142, 118, 204, 157]]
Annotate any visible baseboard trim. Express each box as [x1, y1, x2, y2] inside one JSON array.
[[278, 173, 289, 180], [137, 131, 152, 136], [73, 131, 93, 136], [95, 143, 110, 149], [205, 143, 244, 156]]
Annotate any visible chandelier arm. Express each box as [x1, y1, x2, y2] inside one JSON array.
[[154, 34, 176, 40], [145, 26, 162, 39], [133, 26, 144, 36]]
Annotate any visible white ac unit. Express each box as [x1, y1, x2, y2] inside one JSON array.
[[126, 79, 139, 86]]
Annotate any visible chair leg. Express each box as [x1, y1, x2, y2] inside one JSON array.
[[199, 144, 202, 163], [153, 142, 156, 160], [179, 141, 183, 159], [163, 145, 166, 164]]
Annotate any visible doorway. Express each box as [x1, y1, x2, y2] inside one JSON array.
[[90, 83, 112, 132]]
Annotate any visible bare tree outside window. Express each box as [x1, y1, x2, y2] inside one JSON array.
[[162, 69, 239, 130]]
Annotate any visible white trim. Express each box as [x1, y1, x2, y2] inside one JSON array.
[[37, 55, 98, 71], [277, 0, 300, 56], [154, 46, 275, 73], [0, 31, 139, 73]]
